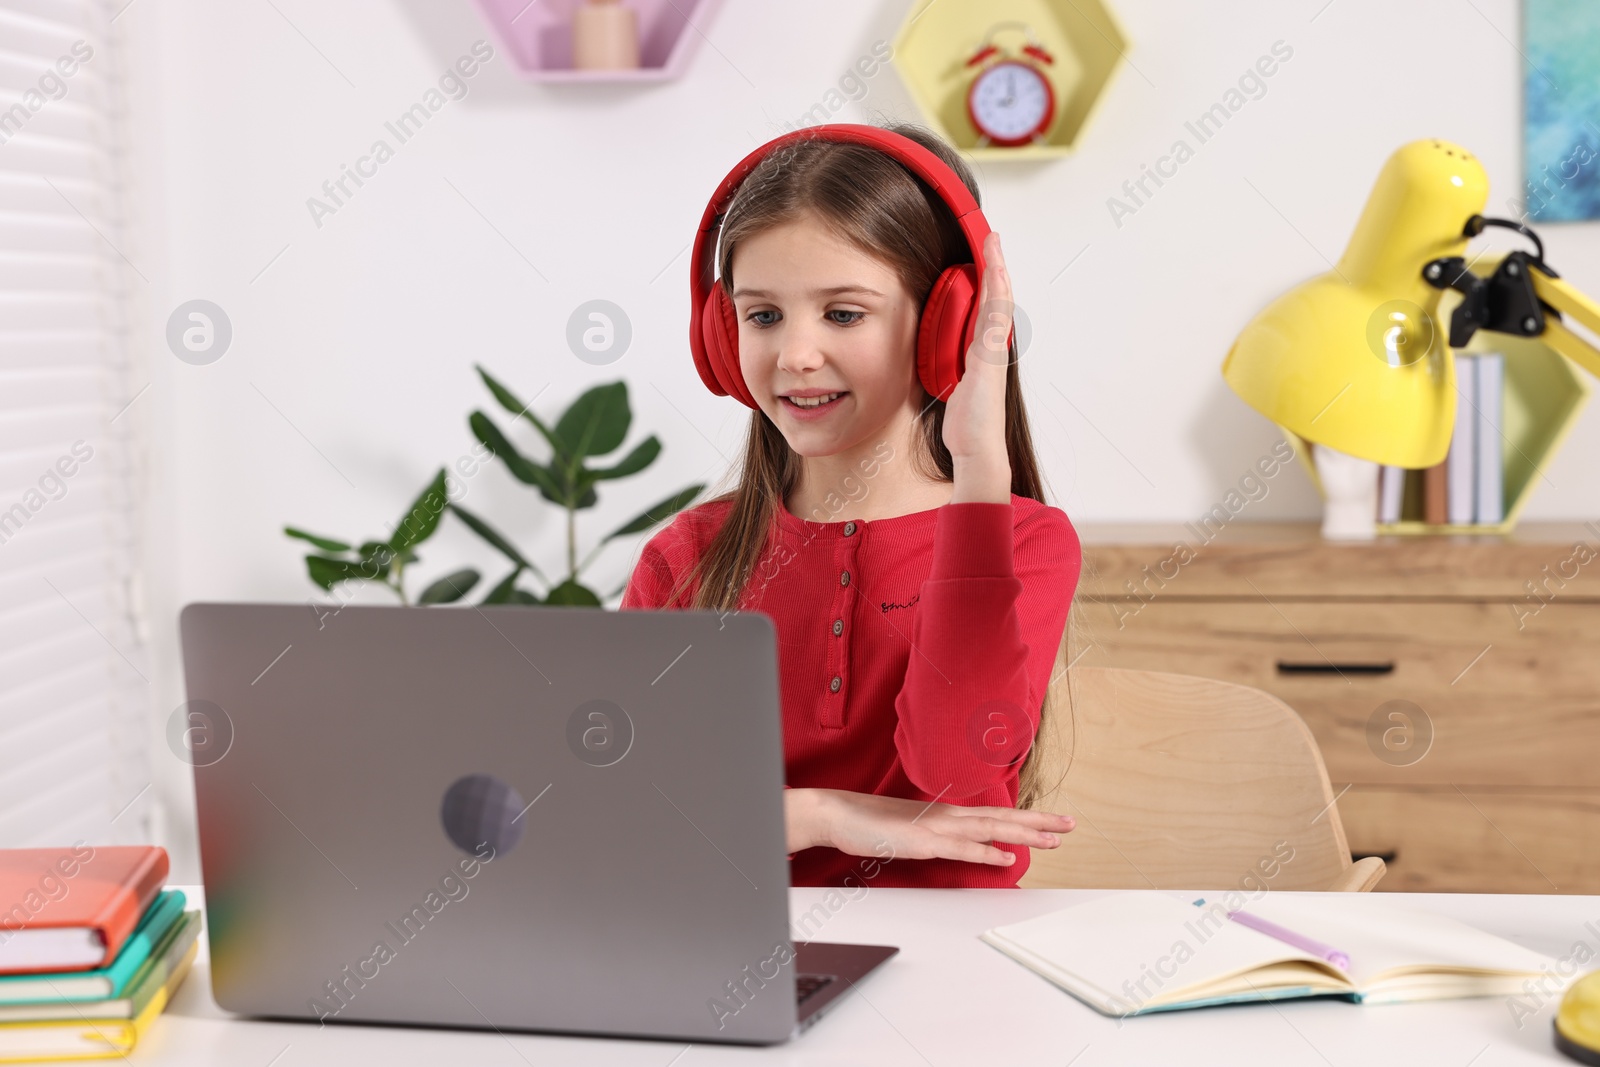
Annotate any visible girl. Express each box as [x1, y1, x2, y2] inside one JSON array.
[[622, 121, 1082, 888]]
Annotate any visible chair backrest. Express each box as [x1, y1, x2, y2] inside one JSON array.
[[1019, 666, 1359, 892]]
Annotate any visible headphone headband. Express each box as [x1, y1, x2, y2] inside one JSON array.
[[689, 124, 994, 404]]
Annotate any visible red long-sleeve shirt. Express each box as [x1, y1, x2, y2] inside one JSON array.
[[619, 492, 1081, 888]]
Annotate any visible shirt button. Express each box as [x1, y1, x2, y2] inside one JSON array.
[[832, 619, 843, 636], [840, 570, 850, 587], [829, 675, 842, 693], [843, 521, 857, 536]]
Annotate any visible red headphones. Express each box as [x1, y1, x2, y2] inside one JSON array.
[[689, 123, 1011, 410]]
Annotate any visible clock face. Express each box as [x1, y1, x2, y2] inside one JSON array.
[[968, 60, 1054, 145]]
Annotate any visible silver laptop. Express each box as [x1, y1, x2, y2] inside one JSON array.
[[179, 602, 896, 1044]]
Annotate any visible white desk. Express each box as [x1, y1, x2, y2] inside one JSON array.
[[131, 886, 1590, 1065]]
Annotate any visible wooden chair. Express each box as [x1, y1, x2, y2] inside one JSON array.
[[1019, 665, 1386, 893]]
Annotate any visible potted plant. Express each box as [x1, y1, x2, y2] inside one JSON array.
[[286, 367, 704, 607]]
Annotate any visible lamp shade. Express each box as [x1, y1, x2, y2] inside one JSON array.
[[1222, 140, 1490, 468]]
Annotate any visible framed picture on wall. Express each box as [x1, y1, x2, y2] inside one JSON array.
[[1522, 0, 1600, 222]]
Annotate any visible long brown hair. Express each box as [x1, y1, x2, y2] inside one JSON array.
[[666, 121, 1075, 810]]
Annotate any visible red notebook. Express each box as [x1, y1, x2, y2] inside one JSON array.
[[0, 846, 168, 974]]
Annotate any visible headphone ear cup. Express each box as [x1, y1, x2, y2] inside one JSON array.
[[700, 286, 757, 409], [916, 263, 979, 402]]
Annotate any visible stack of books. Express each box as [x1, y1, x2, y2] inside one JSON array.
[[0, 846, 199, 1062], [1377, 351, 1505, 526]]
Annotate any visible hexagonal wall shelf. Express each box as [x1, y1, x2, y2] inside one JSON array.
[[471, 0, 722, 82], [892, 0, 1128, 160]]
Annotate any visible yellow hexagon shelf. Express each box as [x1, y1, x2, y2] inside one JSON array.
[[892, 0, 1128, 160]]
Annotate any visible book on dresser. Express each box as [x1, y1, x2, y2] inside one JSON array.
[[1446, 354, 1478, 524], [1379, 351, 1505, 527], [1473, 351, 1505, 525]]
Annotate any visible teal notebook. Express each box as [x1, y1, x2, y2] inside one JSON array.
[[0, 891, 186, 1005], [0, 910, 200, 1022], [980, 891, 1565, 1016]]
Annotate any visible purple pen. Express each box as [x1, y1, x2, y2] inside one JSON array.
[[1228, 910, 1351, 970]]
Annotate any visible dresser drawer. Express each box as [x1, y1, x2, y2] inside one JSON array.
[[1072, 598, 1600, 787], [1338, 786, 1600, 894]]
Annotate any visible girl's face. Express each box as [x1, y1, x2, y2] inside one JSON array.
[[730, 215, 922, 459]]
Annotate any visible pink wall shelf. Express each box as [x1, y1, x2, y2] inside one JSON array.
[[471, 0, 723, 82]]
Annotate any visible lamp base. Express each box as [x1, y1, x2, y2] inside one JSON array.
[[1313, 446, 1378, 541]]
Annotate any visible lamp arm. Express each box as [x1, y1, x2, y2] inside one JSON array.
[[1423, 214, 1559, 349], [1423, 251, 1551, 348], [1530, 270, 1600, 381], [1421, 246, 1600, 379], [1418, 213, 1600, 378]]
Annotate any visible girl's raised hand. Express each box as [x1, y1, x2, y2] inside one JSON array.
[[790, 787, 1073, 867], [941, 230, 1014, 504]]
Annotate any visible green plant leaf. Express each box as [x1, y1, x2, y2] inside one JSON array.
[[586, 435, 660, 481], [544, 579, 602, 606], [447, 503, 549, 586], [506, 589, 542, 605], [352, 551, 395, 582], [569, 473, 601, 510], [285, 527, 351, 553], [476, 365, 565, 458], [602, 483, 706, 542], [554, 382, 630, 459], [448, 504, 528, 566], [390, 469, 450, 551], [357, 542, 415, 571], [306, 555, 385, 590], [418, 568, 480, 604], [552, 465, 601, 510], [469, 412, 569, 501], [305, 555, 344, 590], [480, 568, 524, 605], [568, 434, 656, 508], [524, 461, 596, 509]]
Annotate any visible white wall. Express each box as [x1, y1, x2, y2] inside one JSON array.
[[121, 0, 1600, 877]]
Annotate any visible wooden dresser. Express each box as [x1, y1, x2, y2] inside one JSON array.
[[1072, 522, 1600, 894]]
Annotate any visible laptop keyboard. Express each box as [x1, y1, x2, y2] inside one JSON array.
[[795, 973, 835, 1004]]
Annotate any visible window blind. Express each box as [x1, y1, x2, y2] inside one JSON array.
[[0, 0, 149, 848]]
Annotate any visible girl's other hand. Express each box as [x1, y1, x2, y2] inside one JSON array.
[[942, 230, 1014, 503], [788, 786, 1073, 867]]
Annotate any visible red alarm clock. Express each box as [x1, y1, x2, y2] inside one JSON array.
[[965, 27, 1057, 148]]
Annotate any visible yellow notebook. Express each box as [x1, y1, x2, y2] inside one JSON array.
[[0, 937, 197, 1062]]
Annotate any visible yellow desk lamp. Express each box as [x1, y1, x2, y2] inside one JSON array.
[[1559, 974, 1600, 1065], [1226, 138, 1600, 1061], [1223, 138, 1600, 473]]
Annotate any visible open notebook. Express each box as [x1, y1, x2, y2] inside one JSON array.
[[980, 892, 1566, 1016]]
